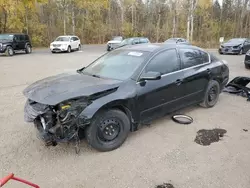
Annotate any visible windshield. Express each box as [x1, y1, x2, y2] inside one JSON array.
[[81, 49, 149, 80], [120, 38, 134, 46], [227, 38, 245, 43], [55, 36, 70, 42], [0, 34, 14, 40], [112, 36, 123, 41]]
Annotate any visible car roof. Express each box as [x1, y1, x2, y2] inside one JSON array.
[[120, 43, 204, 53]]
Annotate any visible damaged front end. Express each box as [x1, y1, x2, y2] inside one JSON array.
[[24, 98, 90, 147]]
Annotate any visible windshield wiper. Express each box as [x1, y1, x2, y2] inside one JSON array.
[[91, 74, 100, 78]]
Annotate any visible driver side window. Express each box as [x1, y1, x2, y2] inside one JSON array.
[[145, 49, 181, 75]]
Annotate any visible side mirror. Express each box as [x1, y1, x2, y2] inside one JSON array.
[[139, 71, 161, 81], [70, 39, 73, 42]]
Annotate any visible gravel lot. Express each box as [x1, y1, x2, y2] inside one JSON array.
[[0, 45, 250, 188]]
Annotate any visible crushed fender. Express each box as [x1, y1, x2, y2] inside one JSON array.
[[223, 76, 250, 101]]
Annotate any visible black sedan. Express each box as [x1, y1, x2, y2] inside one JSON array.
[[23, 44, 229, 152], [219, 38, 250, 55]]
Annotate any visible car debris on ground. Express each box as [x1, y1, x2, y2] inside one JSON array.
[[223, 76, 250, 101]]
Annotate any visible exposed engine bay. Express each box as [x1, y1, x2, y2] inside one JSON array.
[[24, 98, 90, 151]]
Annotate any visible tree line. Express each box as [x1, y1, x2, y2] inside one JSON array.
[[0, 0, 249, 47]]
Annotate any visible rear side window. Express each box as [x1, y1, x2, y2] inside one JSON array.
[[24, 35, 29, 40], [145, 49, 180, 75], [179, 48, 209, 69], [140, 38, 149, 43], [19, 35, 25, 41]]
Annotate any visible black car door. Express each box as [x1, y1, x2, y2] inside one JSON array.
[[136, 48, 186, 122], [177, 47, 211, 105]]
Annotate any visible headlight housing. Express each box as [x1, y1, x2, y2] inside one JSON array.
[[246, 50, 250, 56]]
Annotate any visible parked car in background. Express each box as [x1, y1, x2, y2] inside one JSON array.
[[219, 38, 250, 55], [0, 33, 32, 56], [23, 43, 229, 152], [113, 37, 150, 50], [106, 36, 123, 51], [50, 35, 81, 53], [244, 50, 250, 69], [164, 38, 190, 45]]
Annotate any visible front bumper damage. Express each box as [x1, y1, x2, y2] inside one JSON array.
[[24, 99, 90, 152], [223, 76, 250, 101], [219, 47, 241, 54]]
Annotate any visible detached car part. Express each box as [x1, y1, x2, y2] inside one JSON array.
[[172, 114, 193, 124], [223, 76, 250, 101]]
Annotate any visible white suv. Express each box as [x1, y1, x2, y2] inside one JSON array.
[[50, 35, 81, 53]]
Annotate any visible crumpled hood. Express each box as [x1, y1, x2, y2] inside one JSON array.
[[23, 72, 122, 105], [221, 42, 243, 47], [107, 40, 121, 44]]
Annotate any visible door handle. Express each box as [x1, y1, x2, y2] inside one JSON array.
[[175, 79, 182, 85]]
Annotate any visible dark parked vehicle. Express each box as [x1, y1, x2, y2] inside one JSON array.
[[244, 50, 250, 69], [164, 38, 190, 45], [0, 33, 32, 56], [23, 44, 229, 152], [114, 37, 150, 49], [219, 38, 250, 55]]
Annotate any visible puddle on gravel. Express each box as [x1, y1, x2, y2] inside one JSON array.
[[194, 128, 227, 146], [156, 183, 175, 188]]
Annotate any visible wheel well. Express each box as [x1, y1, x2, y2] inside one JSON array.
[[96, 103, 134, 131]]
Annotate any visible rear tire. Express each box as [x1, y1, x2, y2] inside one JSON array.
[[200, 80, 220, 108], [85, 109, 130, 152], [6, 46, 14, 56], [25, 45, 32, 54], [77, 44, 81, 51]]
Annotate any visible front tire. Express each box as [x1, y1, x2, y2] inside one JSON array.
[[67, 46, 71, 53], [6, 46, 14, 56], [77, 44, 81, 51], [200, 80, 220, 108], [85, 109, 130, 152], [238, 49, 243, 55]]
